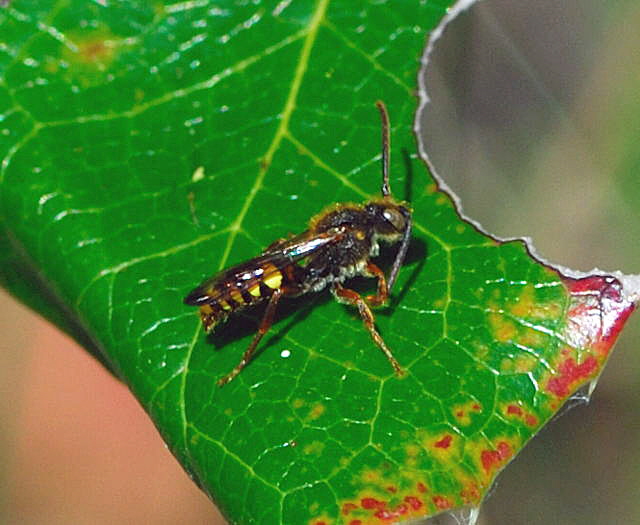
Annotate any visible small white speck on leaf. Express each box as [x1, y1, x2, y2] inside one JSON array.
[[192, 166, 205, 182]]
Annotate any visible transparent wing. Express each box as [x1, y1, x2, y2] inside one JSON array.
[[184, 228, 345, 305]]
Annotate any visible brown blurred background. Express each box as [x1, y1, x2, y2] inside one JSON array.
[[1, 1, 639, 524], [0, 292, 223, 524]]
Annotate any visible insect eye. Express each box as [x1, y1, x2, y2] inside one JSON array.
[[382, 208, 406, 231]]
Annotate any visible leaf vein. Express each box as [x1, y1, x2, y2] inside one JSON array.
[[217, 0, 331, 270]]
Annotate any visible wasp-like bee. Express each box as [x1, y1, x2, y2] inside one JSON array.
[[185, 101, 412, 386]]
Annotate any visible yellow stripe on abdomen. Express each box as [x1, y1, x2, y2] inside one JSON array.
[[262, 264, 283, 289], [230, 289, 245, 304]]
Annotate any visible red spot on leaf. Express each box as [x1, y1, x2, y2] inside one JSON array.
[[506, 404, 539, 427], [472, 403, 481, 412], [481, 450, 498, 471], [461, 482, 481, 504], [374, 509, 394, 520], [434, 434, 453, 449], [567, 275, 620, 295], [80, 40, 111, 63], [404, 495, 423, 510], [349, 521, 362, 525], [417, 482, 427, 493], [432, 495, 453, 510], [361, 497, 385, 510], [564, 276, 635, 356], [498, 441, 511, 455], [342, 503, 358, 515], [506, 404, 523, 416], [547, 356, 598, 398], [481, 441, 512, 472], [455, 410, 464, 418], [386, 485, 397, 493], [373, 503, 410, 521]]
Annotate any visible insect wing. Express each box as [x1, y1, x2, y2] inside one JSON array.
[[265, 228, 345, 258], [183, 273, 226, 305], [183, 229, 344, 306], [184, 257, 270, 306]]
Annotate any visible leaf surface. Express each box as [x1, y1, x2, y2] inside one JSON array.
[[0, 1, 636, 524]]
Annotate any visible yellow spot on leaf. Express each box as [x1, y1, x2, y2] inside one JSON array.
[[435, 194, 448, 206], [303, 441, 325, 456], [450, 400, 481, 427], [500, 358, 514, 373], [307, 402, 325, 421], [472, 342, 490, 360], [361, 468, 382, 483], [405, 443, 421, 458], [514, 354, 538, 373], [509, 284, 536, 318], [134, 88, 145, 102], [433, 297, 446, 309], [487, 313, 517, 343], [308, 514, 332, 525], [509, 283, 562, 320], [518, 326, 545, 347], [78, 38, 115, 65], [61, 29, 133, 88]]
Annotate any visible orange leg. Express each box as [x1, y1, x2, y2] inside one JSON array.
[[217, 288, 283, 387], [332, 282, 403, 375], [364, 262, 388, 307]]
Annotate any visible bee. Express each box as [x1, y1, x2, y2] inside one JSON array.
[[184, 101, 412, 386]]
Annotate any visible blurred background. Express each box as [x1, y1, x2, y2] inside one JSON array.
[[0, 292, 223, 524], [422, 0, 640, 523], [1, 0, 638, 524]]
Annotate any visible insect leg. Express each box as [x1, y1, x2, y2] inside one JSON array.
[[332, 282, 403, 375], [363, 261, 388, 307], [386, 208, 412, 292], [217, 287, 283, 387]]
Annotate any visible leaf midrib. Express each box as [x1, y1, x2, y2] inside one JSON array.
[[176, 0, 332, 506]]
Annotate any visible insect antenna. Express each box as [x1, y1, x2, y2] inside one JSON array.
[[375, 100, 412, 292], [375, 100, 391, 198]]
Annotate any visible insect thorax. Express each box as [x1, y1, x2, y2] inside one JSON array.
[[300, 204, 395, 293]]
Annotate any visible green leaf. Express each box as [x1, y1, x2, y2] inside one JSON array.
[[0, 1, 636, 524]]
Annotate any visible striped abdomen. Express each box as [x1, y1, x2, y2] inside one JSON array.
[[184, 257, 301, 333]]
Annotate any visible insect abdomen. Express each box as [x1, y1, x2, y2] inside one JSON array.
[[193, 262, 288, 333]]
